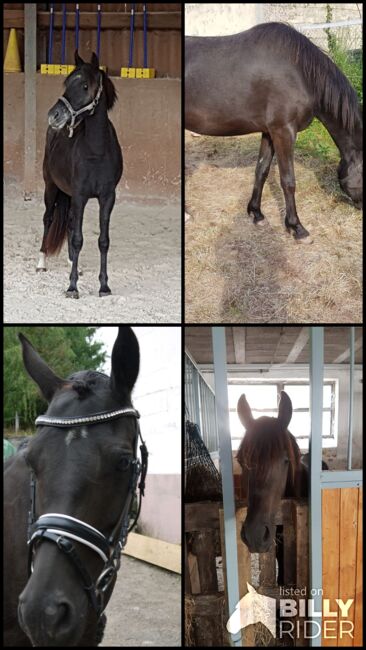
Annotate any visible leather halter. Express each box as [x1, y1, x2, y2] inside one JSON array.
[[27, 407, 148, 619], [59, 74, 104, 138]]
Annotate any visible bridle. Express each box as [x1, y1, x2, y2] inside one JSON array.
[[59, 74, 104, 138], [27, 406, 148, 619]]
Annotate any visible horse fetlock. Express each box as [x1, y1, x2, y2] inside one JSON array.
[[36, 253, 47, 272]]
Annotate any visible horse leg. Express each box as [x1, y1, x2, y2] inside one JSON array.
[[66, 196, 87, 298], [97, 192, 115, 297], [247, 133, 274, 225], [270, 127, 312, 242], [67, 213, 83, 276], [36, 182, 58, 271]]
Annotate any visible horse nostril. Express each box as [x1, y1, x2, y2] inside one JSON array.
[[44, 601, 71, 627], [54, 110, 59, 119], [263, 525, 270, 543]]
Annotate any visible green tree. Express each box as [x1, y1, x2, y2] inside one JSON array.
[[4, 327, 106, 432]]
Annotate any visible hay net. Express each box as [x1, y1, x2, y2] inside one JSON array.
[[185, 420, 222, 502]]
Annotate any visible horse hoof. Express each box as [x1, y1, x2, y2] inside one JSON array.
[[249, 211, 265, 226], [36, 268, 47, 272], [296, 235, 313, 245], [65, 290, 79, 299], [99, 290, 112, 297]]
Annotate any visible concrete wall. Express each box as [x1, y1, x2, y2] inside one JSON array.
[[4, 73, 181, 198], [185, 3, 362, 50]]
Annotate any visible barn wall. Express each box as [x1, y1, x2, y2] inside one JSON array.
[[4, 3, 182, 78], [4, 73, 181, 196]]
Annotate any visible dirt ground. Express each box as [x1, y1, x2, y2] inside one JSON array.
[[101, 556, 181, 647], [185, 132, 362, 323], [4, 184, 181, 323]]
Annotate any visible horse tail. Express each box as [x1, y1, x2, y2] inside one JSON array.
[[45, 191, 71, 256]]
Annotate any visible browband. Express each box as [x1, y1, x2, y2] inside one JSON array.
[[35, 407, 140, 428]]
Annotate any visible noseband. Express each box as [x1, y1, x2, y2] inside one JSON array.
[[27, 406, 148, 619], [59, 74, 103, 138]]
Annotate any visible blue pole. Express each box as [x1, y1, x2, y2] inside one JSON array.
[[97, 4, 101, 60], [75, 4, 80, 52], [61, 3, 66, 64], [143, 3, 148, 68], [48, 3, 54, 64], [128, 3, 135, 67]]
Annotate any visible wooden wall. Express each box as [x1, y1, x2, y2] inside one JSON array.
[[4, 3, 182, 77], [322, 488, 363, 647]]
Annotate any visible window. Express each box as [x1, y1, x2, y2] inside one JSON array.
[[228, 380, 337, 451]]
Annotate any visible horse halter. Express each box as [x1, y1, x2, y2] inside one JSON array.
[[27, 406, 148, 619], [59, 74, 104, 138]]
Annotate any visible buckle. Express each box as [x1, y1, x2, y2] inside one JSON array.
[[96, 566, 116, 593]]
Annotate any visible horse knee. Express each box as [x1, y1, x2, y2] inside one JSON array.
[[98, 236, 109, 253]]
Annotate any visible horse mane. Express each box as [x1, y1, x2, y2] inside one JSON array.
[[236, 419, 302, 487], [249, 22, 360, 133], [100, 70, 118, 111]]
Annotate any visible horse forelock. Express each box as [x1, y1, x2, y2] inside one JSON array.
[[237, 419, 301, 483]]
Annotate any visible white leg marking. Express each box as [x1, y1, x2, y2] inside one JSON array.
[[36, 252, 47, 271]]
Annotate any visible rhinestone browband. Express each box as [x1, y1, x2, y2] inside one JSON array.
[[35, 408, 140, 428]]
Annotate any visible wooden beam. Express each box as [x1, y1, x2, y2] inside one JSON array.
[[4, 10, 181, 31], [285, 327, 309, 363], [232, 327, 246, 364], [123, 532, 181, 574], [333, 336, 363, 363]]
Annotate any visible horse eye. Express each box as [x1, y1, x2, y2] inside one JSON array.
[[83, 83, 88, 90], [118, 456, 131, 472]]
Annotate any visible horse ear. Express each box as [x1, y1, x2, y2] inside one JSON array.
[[75, 50, 84, 67], [110, 327, 140, 397], [237, 394, 254, 429], [90, 52, 99, 70], [18, 334, 65, 402], [278, 391, 292, 429]]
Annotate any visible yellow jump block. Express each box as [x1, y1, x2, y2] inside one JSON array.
[[40, 64, 106, 75], [121, 67, 156, 78]]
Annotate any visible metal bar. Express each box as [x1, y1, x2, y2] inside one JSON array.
[[320, 470, 362, 485], [309, 327, 324, 647], [212, 327, 242, 647], [347, 327, 355, 470], [191, 363, 202, 435], [24, 3, 37, 200]]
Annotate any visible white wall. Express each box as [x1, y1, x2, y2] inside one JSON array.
[[94, 327, 181, 543], [95, 326, 181, 476], [185, 3, 262, 36]]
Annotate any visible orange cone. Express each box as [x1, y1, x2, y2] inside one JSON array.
[[4, 28, 22, 72]]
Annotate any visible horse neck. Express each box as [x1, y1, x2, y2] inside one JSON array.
[[84, 95, 109, 155], [316, 109, 362, 161]]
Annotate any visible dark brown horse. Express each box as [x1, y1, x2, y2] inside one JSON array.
[[236, 391, 308, 554], [185, 22, 363, 242]]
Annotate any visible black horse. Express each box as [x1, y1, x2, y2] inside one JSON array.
[[4, 327, 147, 647], [185, 22, 363, 242], [37, 51, 123, 297]]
